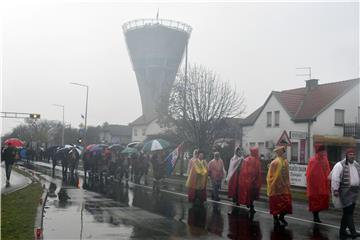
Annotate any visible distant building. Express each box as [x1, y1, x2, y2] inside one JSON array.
[[129, 113, 168, 142], [99, 124, 132, 145], [241, 78, 359, 166]]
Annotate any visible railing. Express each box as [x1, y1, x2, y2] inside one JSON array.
[[122, 18, 192, 35], [344, 123, 360, 139]]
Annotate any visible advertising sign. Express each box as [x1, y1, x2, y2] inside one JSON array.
[[289, 164, 307, 187], [289, 131, 307, 140]]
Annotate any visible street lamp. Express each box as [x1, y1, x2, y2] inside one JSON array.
[[70, 82, 89, 144], [52, 104, 65, 146]]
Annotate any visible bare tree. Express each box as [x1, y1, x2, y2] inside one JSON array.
[[158, 64, 245, 153]]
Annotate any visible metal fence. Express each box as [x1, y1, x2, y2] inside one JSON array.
[[122, 18, 192, 35]]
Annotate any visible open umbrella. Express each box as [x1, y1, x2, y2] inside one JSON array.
[[109, 144, 124, 152], [142, 139, 170, 152], [121, 147, 138, 155], [86, 144, 96, 151], [4, 138, 24, 148]]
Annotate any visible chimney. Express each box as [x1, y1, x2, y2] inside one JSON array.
[[306, 79, 319, 91]]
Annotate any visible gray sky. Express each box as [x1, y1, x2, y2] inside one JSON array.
[[2, 1, 359, 134]]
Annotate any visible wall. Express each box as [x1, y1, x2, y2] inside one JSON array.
[[242, 94, 308, 162]]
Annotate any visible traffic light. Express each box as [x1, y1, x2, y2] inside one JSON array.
[[29, 113, 41, 119]]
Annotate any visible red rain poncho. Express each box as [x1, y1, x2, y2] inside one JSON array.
[[306, 145, 331, 212], [238, 148, 262, 205]]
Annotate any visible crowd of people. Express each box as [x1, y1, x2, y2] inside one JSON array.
[[185, 144, 360, 238]]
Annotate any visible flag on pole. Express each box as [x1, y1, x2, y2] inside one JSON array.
[[165, 142, 184, 176]]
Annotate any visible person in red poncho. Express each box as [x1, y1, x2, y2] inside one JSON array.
[[306, 144, 331, 223], [238, 147, 262, 216]]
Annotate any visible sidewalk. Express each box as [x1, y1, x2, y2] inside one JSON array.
[[1, 165, 32, 195]]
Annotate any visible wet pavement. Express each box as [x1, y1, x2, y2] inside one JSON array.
[[26, 163, 353, 240], [1, 164, 32, 195]]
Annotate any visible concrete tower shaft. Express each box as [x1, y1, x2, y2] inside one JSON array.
[[123, 19, 192, 118]]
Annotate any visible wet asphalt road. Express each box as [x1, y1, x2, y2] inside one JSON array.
[[27, 163, 352, 240], [1, 164, 31, 195]]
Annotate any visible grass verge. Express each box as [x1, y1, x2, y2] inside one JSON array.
[[1, 171, 42, 240]]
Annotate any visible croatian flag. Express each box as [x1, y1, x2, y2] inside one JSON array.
[[166, 143, 184, 176]]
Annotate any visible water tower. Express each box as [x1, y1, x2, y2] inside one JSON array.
[[123, 18, 192, 118]]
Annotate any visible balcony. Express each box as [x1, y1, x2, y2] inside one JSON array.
[[344, 123, 360, 139]]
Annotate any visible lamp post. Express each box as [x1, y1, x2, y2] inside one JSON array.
[[70, 82, 89, 144], [52, 104, 65, 146]]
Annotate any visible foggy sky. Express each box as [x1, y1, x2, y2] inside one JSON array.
[[2, 1, 359, 134]]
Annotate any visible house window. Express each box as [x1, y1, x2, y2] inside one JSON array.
[[258, 142, 265, 159], [133, 128, 137, 136], [274, 111, 280, 127], [334, 109, 345, 126], [142, 128, 146, 136], [267, 112, 272, 127], [291, 142, 299, 162]]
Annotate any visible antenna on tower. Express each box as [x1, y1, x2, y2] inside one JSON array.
[[296, 67, 312, 80]]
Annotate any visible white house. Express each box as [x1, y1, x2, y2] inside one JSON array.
[[129, 113, 166, 142], [99, 124, 132, 145], [242, 78, 359, 166]]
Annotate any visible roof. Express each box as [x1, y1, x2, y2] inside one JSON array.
[[243, 78, 359, 126], [102, 125, 132, 136], [129, 113, 158, 126]]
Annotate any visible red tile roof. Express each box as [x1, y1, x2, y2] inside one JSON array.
[[243, 78, 359, 125]]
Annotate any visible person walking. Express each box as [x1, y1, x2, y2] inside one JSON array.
[[226, 147, 244, 203], [238, 147, 262, 217], [226, 147, 244, 215], [186, 150, 208, 205], [208, 152, 225, 201], [187, 149, 199, 175], [267, 145, 292, 228], [306, 144, 331, 223], [331, 147, 360, 239], [1, 143, 19, 186]]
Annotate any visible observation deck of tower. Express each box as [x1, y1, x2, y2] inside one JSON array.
[[123, 18, 192, 120]]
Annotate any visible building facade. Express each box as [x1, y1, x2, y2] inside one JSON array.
[[242, 78, 359, 165]]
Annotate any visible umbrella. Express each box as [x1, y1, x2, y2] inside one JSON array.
[[63, 144, 82, 155], [4, 138, 24, 148], [142, 139, 170, 152], [127, 141, 141, 148], [121, 147, 138, 155], [86, 144, 96, 151], [109, 144, 124, 152]]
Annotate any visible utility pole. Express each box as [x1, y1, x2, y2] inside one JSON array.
[[70, 82, 89, 145]]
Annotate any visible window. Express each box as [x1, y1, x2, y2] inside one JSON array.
[[142, 128, 146, 136], [258, 142, 265, 159], [274, 111, 280, 127], [291, 142, 299, 162], [267, 112, 272, 127], [133, 128, 137, 136], [335, 109, 345, 126]]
